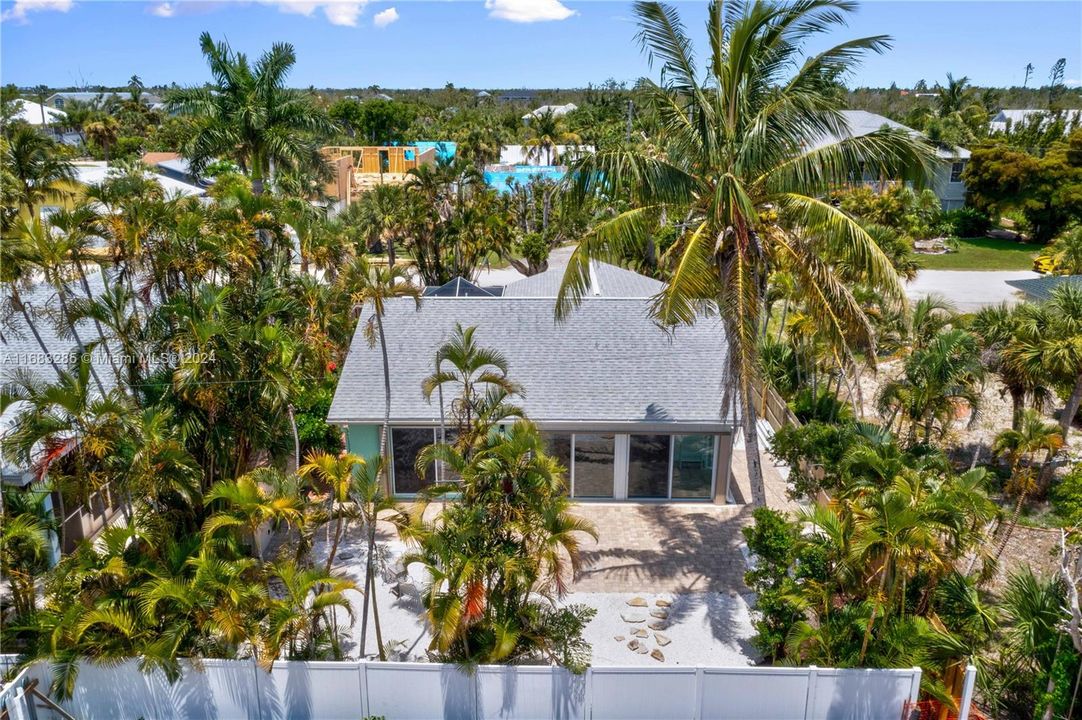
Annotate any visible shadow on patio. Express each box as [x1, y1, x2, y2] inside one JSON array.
[[570, 503, 754, 595]]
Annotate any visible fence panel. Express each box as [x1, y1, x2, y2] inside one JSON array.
[[589, 667, 698, 720], [260, 661, 362, 720], [700, 667, 811, 719], [808, 668, 919, 720], [476, 666, 586, 720], [364, 662, 475, 720]]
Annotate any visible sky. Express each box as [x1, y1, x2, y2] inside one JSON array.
[[1, 0, 1080, 90]]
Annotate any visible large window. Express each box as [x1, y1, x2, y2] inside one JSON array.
[[671, 435, 715, 499], [950, 161, 965, 183], [541, 432, 573, 492], [391, 428, 436, 495], [628, 434, 671, 498], [572, 433, 615, 498]]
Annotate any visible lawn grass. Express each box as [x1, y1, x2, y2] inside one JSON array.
[[917, 236, 1039, 271]]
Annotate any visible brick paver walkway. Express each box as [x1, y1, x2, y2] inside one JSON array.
[[569, 502, 753, 594]]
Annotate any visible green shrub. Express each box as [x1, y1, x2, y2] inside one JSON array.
[[939, 207, 991, 238], [742, 507, 802, 661], [1052, 462, 1082, 526]]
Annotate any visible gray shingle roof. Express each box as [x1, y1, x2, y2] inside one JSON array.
[[1005, 274, 1082, 302], [502, 261, 664, 298], [328, 297, 733, 429], [807, 110, 970, 160]]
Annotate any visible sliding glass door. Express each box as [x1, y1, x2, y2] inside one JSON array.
[[571, 433, 615, 499]]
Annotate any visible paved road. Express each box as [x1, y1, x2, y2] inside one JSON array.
[[905, 269, 1039, 312]]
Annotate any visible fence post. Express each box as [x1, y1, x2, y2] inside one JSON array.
[[803, 666, 818, 720], [956, 665, 977, 720], [908, 666, 922, 706], [358, 661, 369, 718], [693, 667, 704, 720], [585, 667, 594, 720], [251, 657, 264, 720]]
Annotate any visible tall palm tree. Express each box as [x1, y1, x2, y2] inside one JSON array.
[[3, 125, 75, 218], [523, 108, 582, 166], [349, 455, 400, 661], [971, 303, 1051, 431], [166, 33, 334, 195], [299, 450, 364, 573], [346, 259, 422, 490], [557, 1, 933, 504], [991, 410, 1064, 562], [936, 73, 972, 117], [1, 231, 64, 379], [85, 115, 119, 162]]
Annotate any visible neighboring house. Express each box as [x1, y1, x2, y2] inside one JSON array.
[[45, 91, 163, 109], [328, 262, 738, 504], [320, 145, 440, 207], [497, 143, 594, 166], [522, 103, 578, 122], [498, 90, 537, 103], [989, 108, 1081, 133], [11, 98, 66, 126], [140, 152, 212, 187], [1005, 274, 1082, 301], [1, 271, 126, 559], [809, 109, 971, 210], [71, 161, 206, 201]]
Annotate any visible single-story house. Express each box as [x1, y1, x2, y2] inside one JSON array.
[[45, 91, 163, 110], [1005, 274, 1082, 302], [497, 144, 595, 167], [809, 110, 971, 211], [72, 161, 205, 200], [990, 108, 1081, 134], [523, 103, 578, 122], [11, 99, 66, 126], [328, 263, 738, 503]]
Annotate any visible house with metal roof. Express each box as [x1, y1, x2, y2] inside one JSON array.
[[990, 108, 1081, 134], [1005, 274, 1082, 302], [808, 110, 972, 210], [328, 263, 736, 503]]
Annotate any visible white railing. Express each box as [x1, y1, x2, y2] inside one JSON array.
[[19, 658, 935, 720]]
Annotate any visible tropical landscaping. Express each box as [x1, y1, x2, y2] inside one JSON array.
[[1, 1, 1082, 718]]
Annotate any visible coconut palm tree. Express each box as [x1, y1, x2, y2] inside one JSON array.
[[3, 125, 75, 218], [936, 73, 973, 117], [346, 259, 421, 490], [85, 115, 119, 162], [557, 0, 933, 504], [523, 108, 582, 166], [166, 33, 334, 195], [991, 410, 1064, 562]]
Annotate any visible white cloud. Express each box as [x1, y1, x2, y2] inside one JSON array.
[[150, 2, 176, 17], [1066, 79, 1081, 88], [261, 1, 366, 26], [485, 0, 576, 23], [1, 0, 73, 24], [373, 6, 397, 28]]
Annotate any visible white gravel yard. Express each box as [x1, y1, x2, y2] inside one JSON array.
[[308, 521, 760, 667]]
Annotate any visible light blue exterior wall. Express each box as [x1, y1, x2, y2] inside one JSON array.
[[345, 424, 381, 464]]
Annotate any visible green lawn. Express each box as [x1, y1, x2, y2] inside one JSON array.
[[917, 237, 1039, 271]]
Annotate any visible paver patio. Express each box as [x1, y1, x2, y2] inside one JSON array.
[[569, 502, 753, 594]]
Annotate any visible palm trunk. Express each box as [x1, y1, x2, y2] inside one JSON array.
[[859, 565, 890, 665], [370, 550, 386, 661], [741, 386, 766, 506], [359, 515, 375, 658], [1040, 633, 1063, 720], [1060, 373, 1082, 440], [75, 261, 125, 388], [376, 312, 392, 493], [993, 489, 1028, 564], [325, 513, 344, 574], [1010, 386, 1025, 431]]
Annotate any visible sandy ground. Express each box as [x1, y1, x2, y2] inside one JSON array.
[[904, 270, 1039, 313], [306, 519, 758, 667]]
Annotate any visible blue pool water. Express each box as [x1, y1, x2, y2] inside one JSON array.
[[484, 166, 566, 193], [413, 140, 456, 162]]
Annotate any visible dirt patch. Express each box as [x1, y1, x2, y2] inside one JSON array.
[[986, 525, 1062, 594]]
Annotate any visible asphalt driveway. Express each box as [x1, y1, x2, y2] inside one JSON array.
[[905, 269, 1039, 312]]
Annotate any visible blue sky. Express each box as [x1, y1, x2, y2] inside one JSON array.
[[1, 0, 1079, 89]]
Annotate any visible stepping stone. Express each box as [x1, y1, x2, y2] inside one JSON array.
[[627, 639, 640, 651], [631, 628, 648, 638], [729, 589, 739, 597], [338, 552, 355, 561], [626, 597, 648, 607], [654, 633, 671, 647], [655, 599, 672, 608], [621, 613, 646, 623], [648, 621, 668, 631], [635, 644, 649, 655], [650, 649, 665, 662], [614, 635, 625, 642], [650, 609, 669, 620]]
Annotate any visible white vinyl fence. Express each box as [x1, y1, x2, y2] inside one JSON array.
[[5, 658, 932, 720]]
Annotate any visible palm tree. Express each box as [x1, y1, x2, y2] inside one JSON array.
[[971, 303, 1051, 431], [523, 108, 582, 166], [202, 470, 303, 559], [3, 125, 75, 218], [0, 492, 54, 617], [349, 455, 400, 661], [1, 230, 65, 379], [85, 115, 119, 162], [936, 73, 972, 117], [421, 323, 524, 447], [346, 259, 421, 491], [557, 1, 933, 504], [299, 451, 364, 573], [991, 410, 1063, 562], [264, 558, 356, 663], [166, 33, 334, 194]]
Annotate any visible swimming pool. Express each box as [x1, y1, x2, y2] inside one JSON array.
[[483, 165, 566, 193]]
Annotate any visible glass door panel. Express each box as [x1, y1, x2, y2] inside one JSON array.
[[671, 434, 714, 499], [572, 433, 615, 498], [628, 434, 671, 498]]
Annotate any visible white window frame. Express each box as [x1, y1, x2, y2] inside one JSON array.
[[949, 161, 965, 183]]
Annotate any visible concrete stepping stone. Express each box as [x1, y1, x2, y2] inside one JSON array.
[[627, 639, 640, 651], [648, 621, 668, 630], [635, 644, 649, 654], [649, 609, 669, 620], [650, 649, 665, 662], [626, 597, 648, 607], [621, 613, 646, 623], [614, 635, 625, 642], [631, 628, 648, 638], [655, 599, 672, 608], [654, 633, 671, 647]]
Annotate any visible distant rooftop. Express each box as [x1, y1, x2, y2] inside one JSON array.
[[11, 99, 65, 126], [807, 109, 970, 160], [422, 277, 503, 297], [502, 261, 663, 299], [523, 103, 577, 121], [1005, 274, 1082, 302]]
